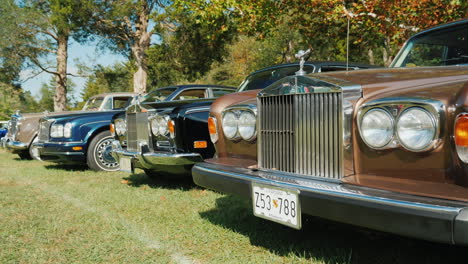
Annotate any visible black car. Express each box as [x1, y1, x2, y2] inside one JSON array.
[[111, 61, 377, 177]]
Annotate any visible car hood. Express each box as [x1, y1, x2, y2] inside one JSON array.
[[41, 110, 119, 122], [315, 66, 468, 99]]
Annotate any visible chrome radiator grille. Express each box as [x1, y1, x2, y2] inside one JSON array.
[[7, 118, 18, 140], [38, 120, 53, 142], [126, 112, 149, 152], [258, 92, 343, 180]]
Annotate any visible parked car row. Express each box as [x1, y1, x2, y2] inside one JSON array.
[[2, 19, 468, 246]]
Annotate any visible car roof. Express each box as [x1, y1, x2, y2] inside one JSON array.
[[408, 19, 468, 40], [89, 92, 138, 99], [151, 84, 236, 90], [247, 61, 378, 76]]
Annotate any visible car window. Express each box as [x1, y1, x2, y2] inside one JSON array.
[[113, 97, 132, 109], [211, 89, 233, 98], [142, 88, 177, 102], [102, 98, 113, 110], [82, 97, 104, 110], [393, 23, 468, 67], [237, 65, 315, 92], [173, 89, 206, 100]]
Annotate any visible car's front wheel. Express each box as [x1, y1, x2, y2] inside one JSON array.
[[87, 131, 119, 171]]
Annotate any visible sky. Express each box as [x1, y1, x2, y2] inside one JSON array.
[[20, 40, 126, 103]]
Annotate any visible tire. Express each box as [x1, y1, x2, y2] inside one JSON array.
[[18, 151, 32, 160], [144, 169, 159, 179], [87, 130, 119, 171]]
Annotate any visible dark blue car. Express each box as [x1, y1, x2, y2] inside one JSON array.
[[33, 85, 235, 171], [0, 121, 8, 139]]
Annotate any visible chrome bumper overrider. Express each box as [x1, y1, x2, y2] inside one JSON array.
[[0, 137, 7, 149], [111, 140, 203, 169], [192, 161, 468, 245]]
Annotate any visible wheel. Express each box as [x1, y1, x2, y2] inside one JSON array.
[[144, 169, 159, 179], [18, 151, 32, 160], [87, 130, 119, 171]]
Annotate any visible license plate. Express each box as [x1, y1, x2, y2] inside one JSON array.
[[119, 157, 133, 173], [252, 183, 301, 229]]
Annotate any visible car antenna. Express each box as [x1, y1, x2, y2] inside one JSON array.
[[346, 15, 350, 71]]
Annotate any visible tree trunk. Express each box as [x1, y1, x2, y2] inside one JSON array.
[[132, 45, 148, 94], [382, 37, 394, 67], [131, 2, 152, 94], [54, 33, 68, 111], [368, 49, 375, 65]]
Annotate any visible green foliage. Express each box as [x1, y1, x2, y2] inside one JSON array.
[[0, 83, 39, 120], [77, 63, 133, 109]]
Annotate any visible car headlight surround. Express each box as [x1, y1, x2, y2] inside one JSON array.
[[359, 108, 394, 148], [115, 119, 127, 136], [63, 122, 73, 138], [150, 117, 160, 136], [50, 123, 64, 138], [396, 107, 436, 151], [222, 111, 239, 140], [238, 110, 256, 141]]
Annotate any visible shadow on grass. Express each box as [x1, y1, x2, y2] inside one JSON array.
[[122, 172, 196, 191], [44, 164, 88, 172], [200, 195, 466, 264]]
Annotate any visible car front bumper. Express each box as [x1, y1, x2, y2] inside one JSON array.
[[33, 141, 86, 164], [1, 137, 28, 153], [192, 161, 468, 245], [111, 140, 203, 172]]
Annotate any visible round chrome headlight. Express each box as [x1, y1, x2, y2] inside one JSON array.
[[360, 108, 394, 148], [238, 111, 256, 141], [158, 115, 169, 136], [150, 118, 160, 136], [115, 119, 127, 136], [396, 107, 436, 151], [222, 111, 238, 140]]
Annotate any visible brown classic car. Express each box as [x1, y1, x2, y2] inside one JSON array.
[[193, 19, 468, 244], [1, 92, 137, 159]]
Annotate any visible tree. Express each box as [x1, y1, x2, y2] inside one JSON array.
[[80, 63, 133, 104], [0, 0, 93, 111], [85, 0, 172, 94]]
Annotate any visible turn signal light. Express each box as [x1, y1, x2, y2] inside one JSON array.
[[194, 141, 207, 149], [110, 124, 115, 136], [72, 146, 83, 151], [455, 115, 468, 146], [455, 114, 468, 163], [168, 120, 175, 138], [208, 116, 218, 143]]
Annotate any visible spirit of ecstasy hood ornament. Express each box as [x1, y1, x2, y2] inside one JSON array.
[[295, 49, 311, 76]]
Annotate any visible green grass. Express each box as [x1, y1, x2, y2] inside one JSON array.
[[0, 150, 466, 264]]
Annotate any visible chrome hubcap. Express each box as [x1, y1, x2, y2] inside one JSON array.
[[96, 138, 118, 169]]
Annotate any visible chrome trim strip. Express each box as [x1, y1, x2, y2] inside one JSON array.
[[41, 152, 84, 156], [184, 107, 211, 115]]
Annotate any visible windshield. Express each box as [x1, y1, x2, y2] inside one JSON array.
[[392, 22, 468, 67], [82, 97, 104, 110], [237, 65, 315, 92], [142, 88, 177, 103]]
